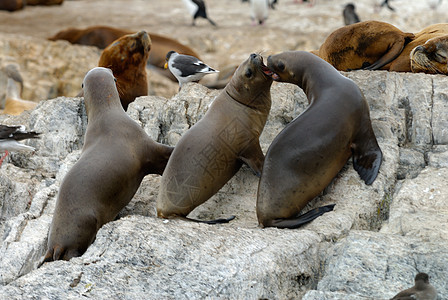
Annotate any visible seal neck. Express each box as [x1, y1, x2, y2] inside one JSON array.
[[295, 55, 344, 104], [224, 80, 272, 113]]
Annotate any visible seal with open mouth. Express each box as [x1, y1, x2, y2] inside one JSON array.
[[257, 51, 382, 229]]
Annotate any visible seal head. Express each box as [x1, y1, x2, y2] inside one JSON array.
[[98, 30, 151, 110], [410, 36, 448, 74]]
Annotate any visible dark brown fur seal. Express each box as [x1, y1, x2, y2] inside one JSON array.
[[157, 53, 273, 221], [0, 0, 25, 11], [42, 67, 173, 262], [98, 30, 151, 111], [26, 0, 63, 5], [391, 272, 437, 300], [257, 51, 383, 228], [48, 25, 201, 81], [315, 21, 414, 71]]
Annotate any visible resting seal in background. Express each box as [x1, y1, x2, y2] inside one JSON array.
[[48, 25, 201, 82], [157, 53, 273, 222], [257, 51, 383, 229], [315, 20, 414, 71], [387, 23, 448, 73], [98, 31, 151, 110], [42, 67, 173, 263]]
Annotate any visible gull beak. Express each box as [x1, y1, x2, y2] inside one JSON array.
[[164, 62, 168, 69]]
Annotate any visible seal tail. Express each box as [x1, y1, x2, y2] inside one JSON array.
[[185, 215, 235, 224], [268, 204, 336, 229]]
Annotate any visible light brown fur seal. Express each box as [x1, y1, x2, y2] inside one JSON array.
[[316, 21, 414, 71], [98, 30, 151, 111], [42, 67, 173, 262], [257, 51, 382, 228], [387, 23, 448, 73], [157, 53, 273, 222], [48, 25, 201, 81], [1, 64, 37, 116]]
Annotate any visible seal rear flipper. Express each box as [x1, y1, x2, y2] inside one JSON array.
[[239, 142, 265, 177], [185, 215, 236, 224], [270, 204, 336, 229], [352, 147, 383, 185]]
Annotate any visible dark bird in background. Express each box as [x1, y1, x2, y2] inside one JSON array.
[[380, 0, 395, 11], [0, 125, 40, 167], [343, 3, 360, 25], [165, 51, 219, 89], [181, 0, 217, 26], [390, 273, 437, 300]]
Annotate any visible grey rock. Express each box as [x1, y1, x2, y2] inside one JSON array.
[[1, 69, 448, 299]]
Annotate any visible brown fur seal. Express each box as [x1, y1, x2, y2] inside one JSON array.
[[48, 26, 201, 81], [391, 272, 437, 300], [42, 67, 173, 262], [1, 64, 37, 116], [98, 31, 151, 111], [387, 23, 448, 72], [0, 0, 25, 11], [257, 51, 382, 228], [157, 53, 273, 221], [26, 0, 63, 5], [316, 21, 414, 71]]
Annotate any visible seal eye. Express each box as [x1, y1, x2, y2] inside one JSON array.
[[81, 83, 84, 89], [278, 61, 285, 71], [245, 69, 253, 78]]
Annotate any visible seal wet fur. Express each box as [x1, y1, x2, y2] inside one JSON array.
[[257, 51, 382, 229], [157, 53, 273, 222], [41, 67, 173, 263]]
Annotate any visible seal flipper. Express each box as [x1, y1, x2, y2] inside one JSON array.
[[270, 204, 336, 229], [352, 135, 383, 185], [238, 142, 265, 177], [185, 215, 236, 224], [363, 33, 414, 70]]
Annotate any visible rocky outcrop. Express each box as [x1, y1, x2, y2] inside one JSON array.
[[0, 32, 179, 107], [0, 70, 447, 299]]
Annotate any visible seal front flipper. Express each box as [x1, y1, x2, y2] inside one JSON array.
[[352, 141, 383, 185], [269, 204, 336, 229], [185, 215, 236, 224], [363, 34, 414, 70], [238, 142, 265, 177]]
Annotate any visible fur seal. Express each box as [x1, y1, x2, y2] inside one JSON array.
[[42, 67, 173, 262], [391, 272, 437, 300], [0, 0, 25, 11], [1, 64, 37, 116], [257, 51, 382, 228], [386, 23, 448, 72], [157, 53, 273, 221], [98, 30, 151, 111], [315, 21, 414, 71], [48, 26, 200, 82], [26, 0, 63, 5]]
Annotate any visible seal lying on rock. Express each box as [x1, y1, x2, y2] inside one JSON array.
[[314, 21, 414, 71], [157, 53, 273, 222], [257, 51, 383, 229], [48, 25, 201, 82], [42, 67, 173, 263], [388, 23, 448, 73]]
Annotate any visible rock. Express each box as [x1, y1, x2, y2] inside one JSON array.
[[0, 70, 448, 299]]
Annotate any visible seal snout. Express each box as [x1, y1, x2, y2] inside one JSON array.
[[265, 55, 281, 81]]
